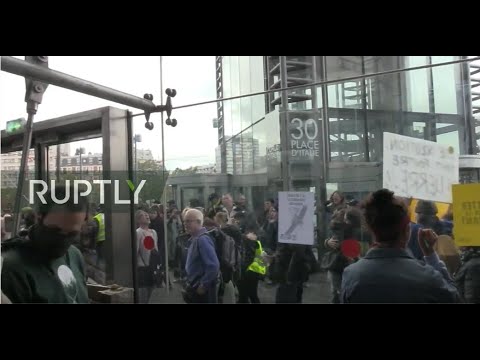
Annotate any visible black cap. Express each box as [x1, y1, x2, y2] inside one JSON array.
[[415, 200, 438, 215]]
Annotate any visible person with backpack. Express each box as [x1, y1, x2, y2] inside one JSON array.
[[183, 209, 220, 303], [220, 222, 243, 282], [203, 218, 236, 304]]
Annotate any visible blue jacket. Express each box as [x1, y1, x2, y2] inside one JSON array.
[[341, 248, 460, 303], [407, 222, 423, 260], [185, 228, 219, 287]]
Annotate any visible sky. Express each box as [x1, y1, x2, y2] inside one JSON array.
[[1, 56, 478, 169], [0, 56, 219, 170]]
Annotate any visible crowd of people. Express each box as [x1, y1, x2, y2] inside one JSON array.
[[1, 186, 479, 304], [322, 189, 478, 303], [132, 193, 316, 304]]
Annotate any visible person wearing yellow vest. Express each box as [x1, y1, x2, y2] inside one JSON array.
[[237, 227, 266, 303], [93, 205, 106, 268]]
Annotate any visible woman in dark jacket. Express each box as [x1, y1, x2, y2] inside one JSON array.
[[341, 189, 460, 303], [270, 243, 310, 303], [325, 191, 347, 238], [235, 219, 264, 304], [323, 208, 350, 303], [263, 206, 278, 254], [148, 206, 167, 285]]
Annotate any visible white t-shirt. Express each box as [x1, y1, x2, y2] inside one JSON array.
[[136, 227, 158, 267]]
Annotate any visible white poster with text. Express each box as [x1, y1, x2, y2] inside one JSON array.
[[278, 192, 315, 245], [382, 132, 459, 203]]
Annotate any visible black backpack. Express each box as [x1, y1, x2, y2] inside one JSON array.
[[138, 247, 164, 288], [206, 228, 241, 283]]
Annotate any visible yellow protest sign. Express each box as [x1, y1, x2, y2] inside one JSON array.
[[452, 183, 480, 246]]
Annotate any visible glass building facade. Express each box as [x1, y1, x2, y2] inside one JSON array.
[[2, 56, 479, 303], [167, 56, 479, 241]]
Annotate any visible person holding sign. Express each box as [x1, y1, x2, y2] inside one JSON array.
[[341, 189, 460, 303]]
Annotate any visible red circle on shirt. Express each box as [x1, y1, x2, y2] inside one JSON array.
[[143, 236, 154, 250], [341, 238, 361, 258]]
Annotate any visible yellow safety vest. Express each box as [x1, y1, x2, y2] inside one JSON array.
[[247, 241, 266, 275], [94, 213, 105, 243]]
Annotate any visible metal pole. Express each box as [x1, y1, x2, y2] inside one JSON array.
[[12, 113, 35, 234], [279, 56, 290, 191], [361, 57, 370, 161], [1, 56, 157, 112], [460, 56, 477, 155], [56, 144, 61, 181], [159, 56, 170, 295], [79, 151, 83, 180], [134, 139, 137, 185]]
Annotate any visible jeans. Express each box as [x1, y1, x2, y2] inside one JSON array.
[[238, 271, 260, 304], [275, 283, 304, 303], [328, 270, 343, 304]]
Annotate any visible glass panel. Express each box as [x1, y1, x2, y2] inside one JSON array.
[[405, 56, 430, 113], [2, 56, 477, 304], [1, 149, 36, 239], [239, 56, 252, 131], [432, 56, 459, 114], [222, 56, 233, 139], [329, 110, 367, 162], [326, 56, 363, 81], [250, 56, 267, 122]]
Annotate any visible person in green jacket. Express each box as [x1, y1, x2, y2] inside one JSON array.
[[1, 185, 89, 304]]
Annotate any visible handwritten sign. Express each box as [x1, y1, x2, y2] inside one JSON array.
[[278, 192, 314, 245], [452, 183, 480, 246], [382, 132, 458, 203]]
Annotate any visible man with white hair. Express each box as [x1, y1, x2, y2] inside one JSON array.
[[183, 209, 220, 303]]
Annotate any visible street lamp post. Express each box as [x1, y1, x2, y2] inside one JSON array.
[[75, 147, 85, 180], [133, 134, 142, 185]]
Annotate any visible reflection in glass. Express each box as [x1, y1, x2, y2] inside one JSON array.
[[136, 55, 478, 303]]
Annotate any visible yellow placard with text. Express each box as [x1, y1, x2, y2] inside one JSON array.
[[452, 183, 480, 247]]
